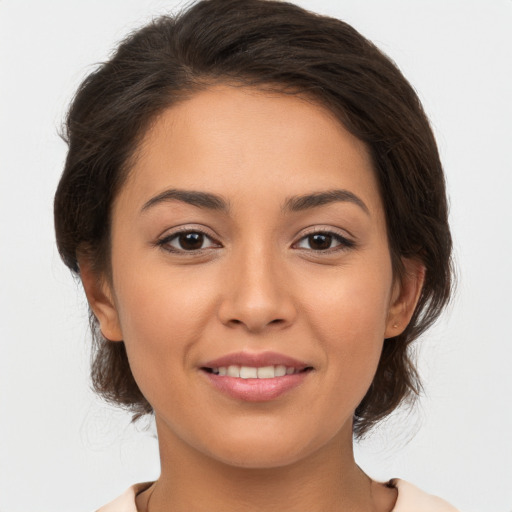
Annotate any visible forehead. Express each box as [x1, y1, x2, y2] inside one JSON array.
[[117, 84, 383, 218]]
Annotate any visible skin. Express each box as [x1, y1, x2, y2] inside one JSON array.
[[82, 85, 424, 511]]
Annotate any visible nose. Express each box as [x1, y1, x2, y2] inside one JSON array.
[[217, 244, 297, 333]]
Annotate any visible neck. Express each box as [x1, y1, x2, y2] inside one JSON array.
[[140, 417, 391, 512]]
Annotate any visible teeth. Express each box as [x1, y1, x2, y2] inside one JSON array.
[[240, 366, 258, 379], [257, 366, 275, 378], [275, 365, 287, 377], [212, 365, 302, 379], [227, 365, 240, 377]]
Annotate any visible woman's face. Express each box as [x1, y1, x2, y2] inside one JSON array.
[[89, 85, 415, 468]]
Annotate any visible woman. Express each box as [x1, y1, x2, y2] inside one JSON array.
[[54, 0, 457, 510]]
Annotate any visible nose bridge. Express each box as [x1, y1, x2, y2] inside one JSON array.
[[218, 236, 295, 332]]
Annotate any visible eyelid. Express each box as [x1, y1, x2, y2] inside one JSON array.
[[298, 224, 355, 239], [154, 224, 356, 255], [292, 226, 356, 252], [156, 225, 222, 254]]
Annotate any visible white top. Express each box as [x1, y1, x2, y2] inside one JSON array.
[[95, 479, 460, 511]]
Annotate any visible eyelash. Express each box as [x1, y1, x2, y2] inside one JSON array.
[[295, 230, 355, 253], [156, 227, 220, 254], [156, 227, 355, 255]]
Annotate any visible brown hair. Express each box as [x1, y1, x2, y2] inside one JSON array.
[[54, 0, 452, 437]]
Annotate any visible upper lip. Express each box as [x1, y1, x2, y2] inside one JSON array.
[[201, 351, 311, 370]]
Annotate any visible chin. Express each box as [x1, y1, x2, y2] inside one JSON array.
[[210, 443, 308, 469], [198, 426, 328, 470]]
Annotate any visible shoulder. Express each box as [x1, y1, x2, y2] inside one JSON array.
[[391, 479, 460, 512], [94, 479, 460, 512], [95, 482, 153, 512]]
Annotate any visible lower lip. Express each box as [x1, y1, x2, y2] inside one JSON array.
[[202, 370, 310, 402]]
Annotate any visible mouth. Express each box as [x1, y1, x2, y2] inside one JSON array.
[[202, 365, 312, 378], [200, 351, 314, 401]]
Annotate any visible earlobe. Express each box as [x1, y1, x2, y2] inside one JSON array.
[[79, 260, 123, 342], [385, 258, 425, 338]]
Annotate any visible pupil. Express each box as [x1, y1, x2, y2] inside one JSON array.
[[310, 233, 331, 250], [179, 232, 204, 250]]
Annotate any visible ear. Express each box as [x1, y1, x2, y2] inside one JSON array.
[[384, 258, 425, 339], [79, 259, 123, 342]]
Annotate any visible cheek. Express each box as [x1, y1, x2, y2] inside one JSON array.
[[110, 262, 219, 399], [113, 253, 217, 333], [301, 257, 392, 341], [298, 260, 393, 406]]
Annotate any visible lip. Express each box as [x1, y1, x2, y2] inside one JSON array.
[[200, 351, 313, 402], [201, 351, 310, 370]]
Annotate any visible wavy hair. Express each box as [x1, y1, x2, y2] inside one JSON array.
[[54, 0, 453, 437]]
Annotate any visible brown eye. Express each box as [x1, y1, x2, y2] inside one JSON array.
[[308, 234, 333, 250], [177, 232, 204, 250], [160, 230, 219, 252], [295, 231, 354, 252]]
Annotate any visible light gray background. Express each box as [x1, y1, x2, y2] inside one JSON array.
[[1, 1, 511, 511]]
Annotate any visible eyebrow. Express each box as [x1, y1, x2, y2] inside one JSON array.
[[141, 189, 230, 213], [282, 189, 370, 215], [141, 188, 369, 216]]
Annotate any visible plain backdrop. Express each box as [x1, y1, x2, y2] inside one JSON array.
[[1, 1, 511, 511]]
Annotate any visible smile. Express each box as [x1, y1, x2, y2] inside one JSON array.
[[200, 352, 314, 401], [205, 365, 305, 378]]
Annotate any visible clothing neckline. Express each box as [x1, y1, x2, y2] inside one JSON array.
[[96, 478, 459, 512]]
